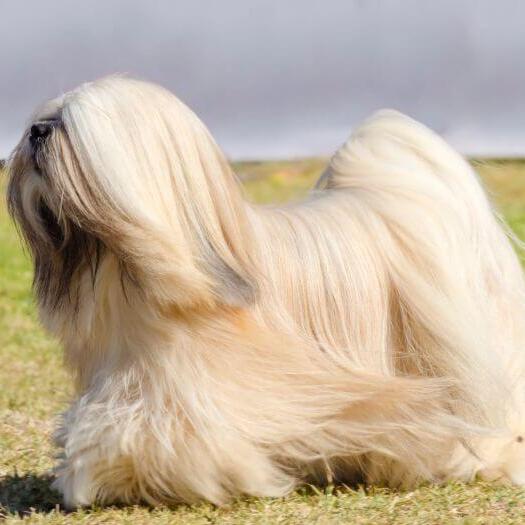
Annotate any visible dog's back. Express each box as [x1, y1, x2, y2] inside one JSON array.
[[253, 110, 525, 484]]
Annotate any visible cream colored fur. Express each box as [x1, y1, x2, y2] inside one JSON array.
[[7, 77, 525, 507]]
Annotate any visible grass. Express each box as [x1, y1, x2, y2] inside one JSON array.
[[1, 158, 525, 524]]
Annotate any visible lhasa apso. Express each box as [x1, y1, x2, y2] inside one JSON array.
[[7, 76, 525, 507]]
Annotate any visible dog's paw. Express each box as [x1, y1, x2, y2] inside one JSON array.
[[52, 459, 98, 509], [499, 435, 525, 485], [477, 467, 513, 485], [476, 434, 525, 487]]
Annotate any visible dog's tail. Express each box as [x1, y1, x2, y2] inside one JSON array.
[[322, 110, 525, 480]]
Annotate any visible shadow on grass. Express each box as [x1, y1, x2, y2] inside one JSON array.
[[0, 472, 172, 517], [0, 472, 62, 517]]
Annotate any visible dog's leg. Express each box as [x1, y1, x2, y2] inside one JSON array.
[[51, 397, 146, 509], [51, 367, 297, 508], [52, 402, 109, 508]]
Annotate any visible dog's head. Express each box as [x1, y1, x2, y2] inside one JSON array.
[[7, 76, 257, 312]]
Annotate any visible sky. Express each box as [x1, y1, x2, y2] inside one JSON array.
[[1, 0, 524, 160]]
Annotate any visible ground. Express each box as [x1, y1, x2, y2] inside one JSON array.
[[1, 158, 525, 524]]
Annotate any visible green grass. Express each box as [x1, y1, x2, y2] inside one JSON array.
[[2, 159, 525, 524]]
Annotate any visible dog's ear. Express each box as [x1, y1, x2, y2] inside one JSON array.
[[192, 151, 259, 308]]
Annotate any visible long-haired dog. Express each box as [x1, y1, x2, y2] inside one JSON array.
[[7, 76, 525, 507]]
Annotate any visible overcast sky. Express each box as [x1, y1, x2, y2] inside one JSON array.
[[1, 1, 524, 159]]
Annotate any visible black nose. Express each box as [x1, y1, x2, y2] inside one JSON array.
[[30, 122, 52, 142]]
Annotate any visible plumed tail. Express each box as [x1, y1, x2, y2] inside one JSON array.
[[324, 110, 525, 430]]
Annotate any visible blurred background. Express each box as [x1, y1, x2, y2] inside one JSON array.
[[1, 0, 524, 160]]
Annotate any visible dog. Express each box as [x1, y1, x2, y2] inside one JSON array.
[[7, 76, 525, 507]]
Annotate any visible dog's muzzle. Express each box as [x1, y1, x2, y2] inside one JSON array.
[[29, 121, 53, 147], [29, 119, 59, 170]]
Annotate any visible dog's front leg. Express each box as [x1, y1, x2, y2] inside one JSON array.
[[51, 398, 140, 509]]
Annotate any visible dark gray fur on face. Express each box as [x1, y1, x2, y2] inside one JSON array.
[[7, 123, 104, 311]]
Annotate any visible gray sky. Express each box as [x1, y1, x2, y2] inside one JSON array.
[[1, 0, 525, 159]]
